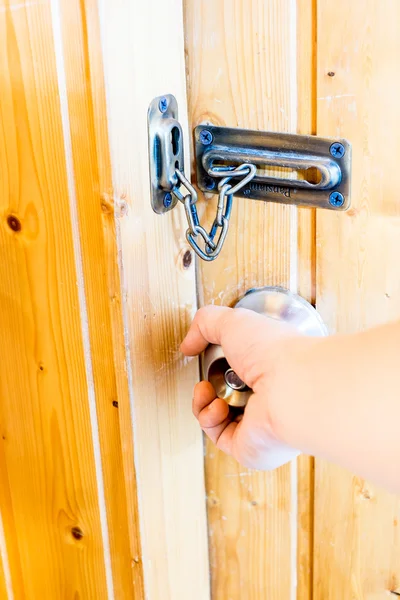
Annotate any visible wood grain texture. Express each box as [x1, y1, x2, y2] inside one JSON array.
[[184, 1, 305, 597], [0, 1, 110, 597], [0, 516, 10, 600], [97, 0, 210, 598], [314, 1, 400, 598], [58, 0, 144, 595], [0, 566, 7, 600], [296, 3, 316, 599]]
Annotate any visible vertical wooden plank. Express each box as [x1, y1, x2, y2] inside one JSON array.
[[0, 1, 110, 597], [97, 0, 210, 598], [296, 2, 316, 599], [315, 1, 400, 598], [0, 516, 10, 600], [0, 441, 23, 598], [0, 567, 7, 599], [185, 1, 303, 598], [297, 0, 317, 304], [55, 0, 144, 596]]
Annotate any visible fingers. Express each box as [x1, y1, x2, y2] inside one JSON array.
[[181, 305, 233, 356], [198, 397, 230, 429], [192, 381, 255, 462], [214, 421, 240, 455], [193, 381, 232, 446], [192, 381, 216, 417]]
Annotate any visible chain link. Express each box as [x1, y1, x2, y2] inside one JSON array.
[[172, 163, 256, 262]]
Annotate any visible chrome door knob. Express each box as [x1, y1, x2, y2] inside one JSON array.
[[202, 287, 328, 409]]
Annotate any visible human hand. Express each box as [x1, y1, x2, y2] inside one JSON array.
[[181, 305, 311, 470]]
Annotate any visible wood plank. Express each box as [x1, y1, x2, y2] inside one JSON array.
[[0, 441, 23, 599], [56, 0, 144, 596], [297, 0, 317, 305], [0, 572, 7, 599], [184, 1, 304, 597], [296, 2, 316, 599], [0, 2, 110, 597], [314, 1, 400, 598], [0, 517, 10, 600], [97, 0, 210, 598]]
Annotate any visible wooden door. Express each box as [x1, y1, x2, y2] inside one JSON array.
[[0, 0, 399, 599], [0, 0, 207, 598], [184, 0, 400, 599]]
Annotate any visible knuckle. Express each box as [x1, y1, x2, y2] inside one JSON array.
[[195, 305, 214, 325]]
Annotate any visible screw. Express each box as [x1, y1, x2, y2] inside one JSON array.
[[330, 142, 345, 158], [159, 97, 168, 113], [329, 191, 345, 207], [163, 192, 173, 208], [204, 176, 215, 190], [199, 129, 213, 146]]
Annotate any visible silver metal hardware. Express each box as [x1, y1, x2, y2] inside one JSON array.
[[148, 95, 352, 262], [195, 126, 351, 210], [172, 164, 256, 261], [202, 287, 328, 410], [148, 95, 184, 213], [224, 369, 247, 391]]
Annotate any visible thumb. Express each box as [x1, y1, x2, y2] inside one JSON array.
[[181, 305, 264, 356], [181, 305, 270, 384]]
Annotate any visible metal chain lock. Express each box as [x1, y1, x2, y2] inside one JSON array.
[[148, 95, 351, 263], [171, 164, 257, 262]]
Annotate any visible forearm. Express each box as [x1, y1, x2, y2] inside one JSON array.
[[272, 322, 400, 492]]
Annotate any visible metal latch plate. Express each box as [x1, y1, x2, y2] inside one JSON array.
[[195, 126, 351, 210], [148, 94, 184, 214]]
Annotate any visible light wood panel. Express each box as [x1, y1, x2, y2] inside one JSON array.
[[314, 1, 400, 598], [57, 0, 144, 595], [0, 564, 7, 600], [0, 1, 110, 597], [0, 439, 23, 599], [0, 516, 9, 600], [184, 1, 311, 597], [296, 3, 316, 599], [97, 0, 210, 598]]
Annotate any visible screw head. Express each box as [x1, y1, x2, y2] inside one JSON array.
[[204, 176, 215, 190], [159, 97, 168, 113], [163, 192, 173, 208], [199, 129, 213, 145], [330, 142, 345, 158], [329, 191, 345, 207]]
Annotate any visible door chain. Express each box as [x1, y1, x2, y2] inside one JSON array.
[[148, 95, 351, 263], [172, 164, 257, 262]]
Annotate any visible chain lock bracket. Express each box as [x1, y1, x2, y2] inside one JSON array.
[[148, 95, 352, 261]]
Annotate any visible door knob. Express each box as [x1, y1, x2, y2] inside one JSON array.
[[202, 287, 327, 409]]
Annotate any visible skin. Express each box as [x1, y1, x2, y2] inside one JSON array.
[[181, 305, 400, 494]]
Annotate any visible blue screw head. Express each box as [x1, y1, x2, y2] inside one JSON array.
[[204, 176, 215, 190], [199, 129, 213, 146], [330, 142, 345, 158], [159, 97, 168, 113], [163, 192, 173, 208], [329, 191, 345, 207]]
